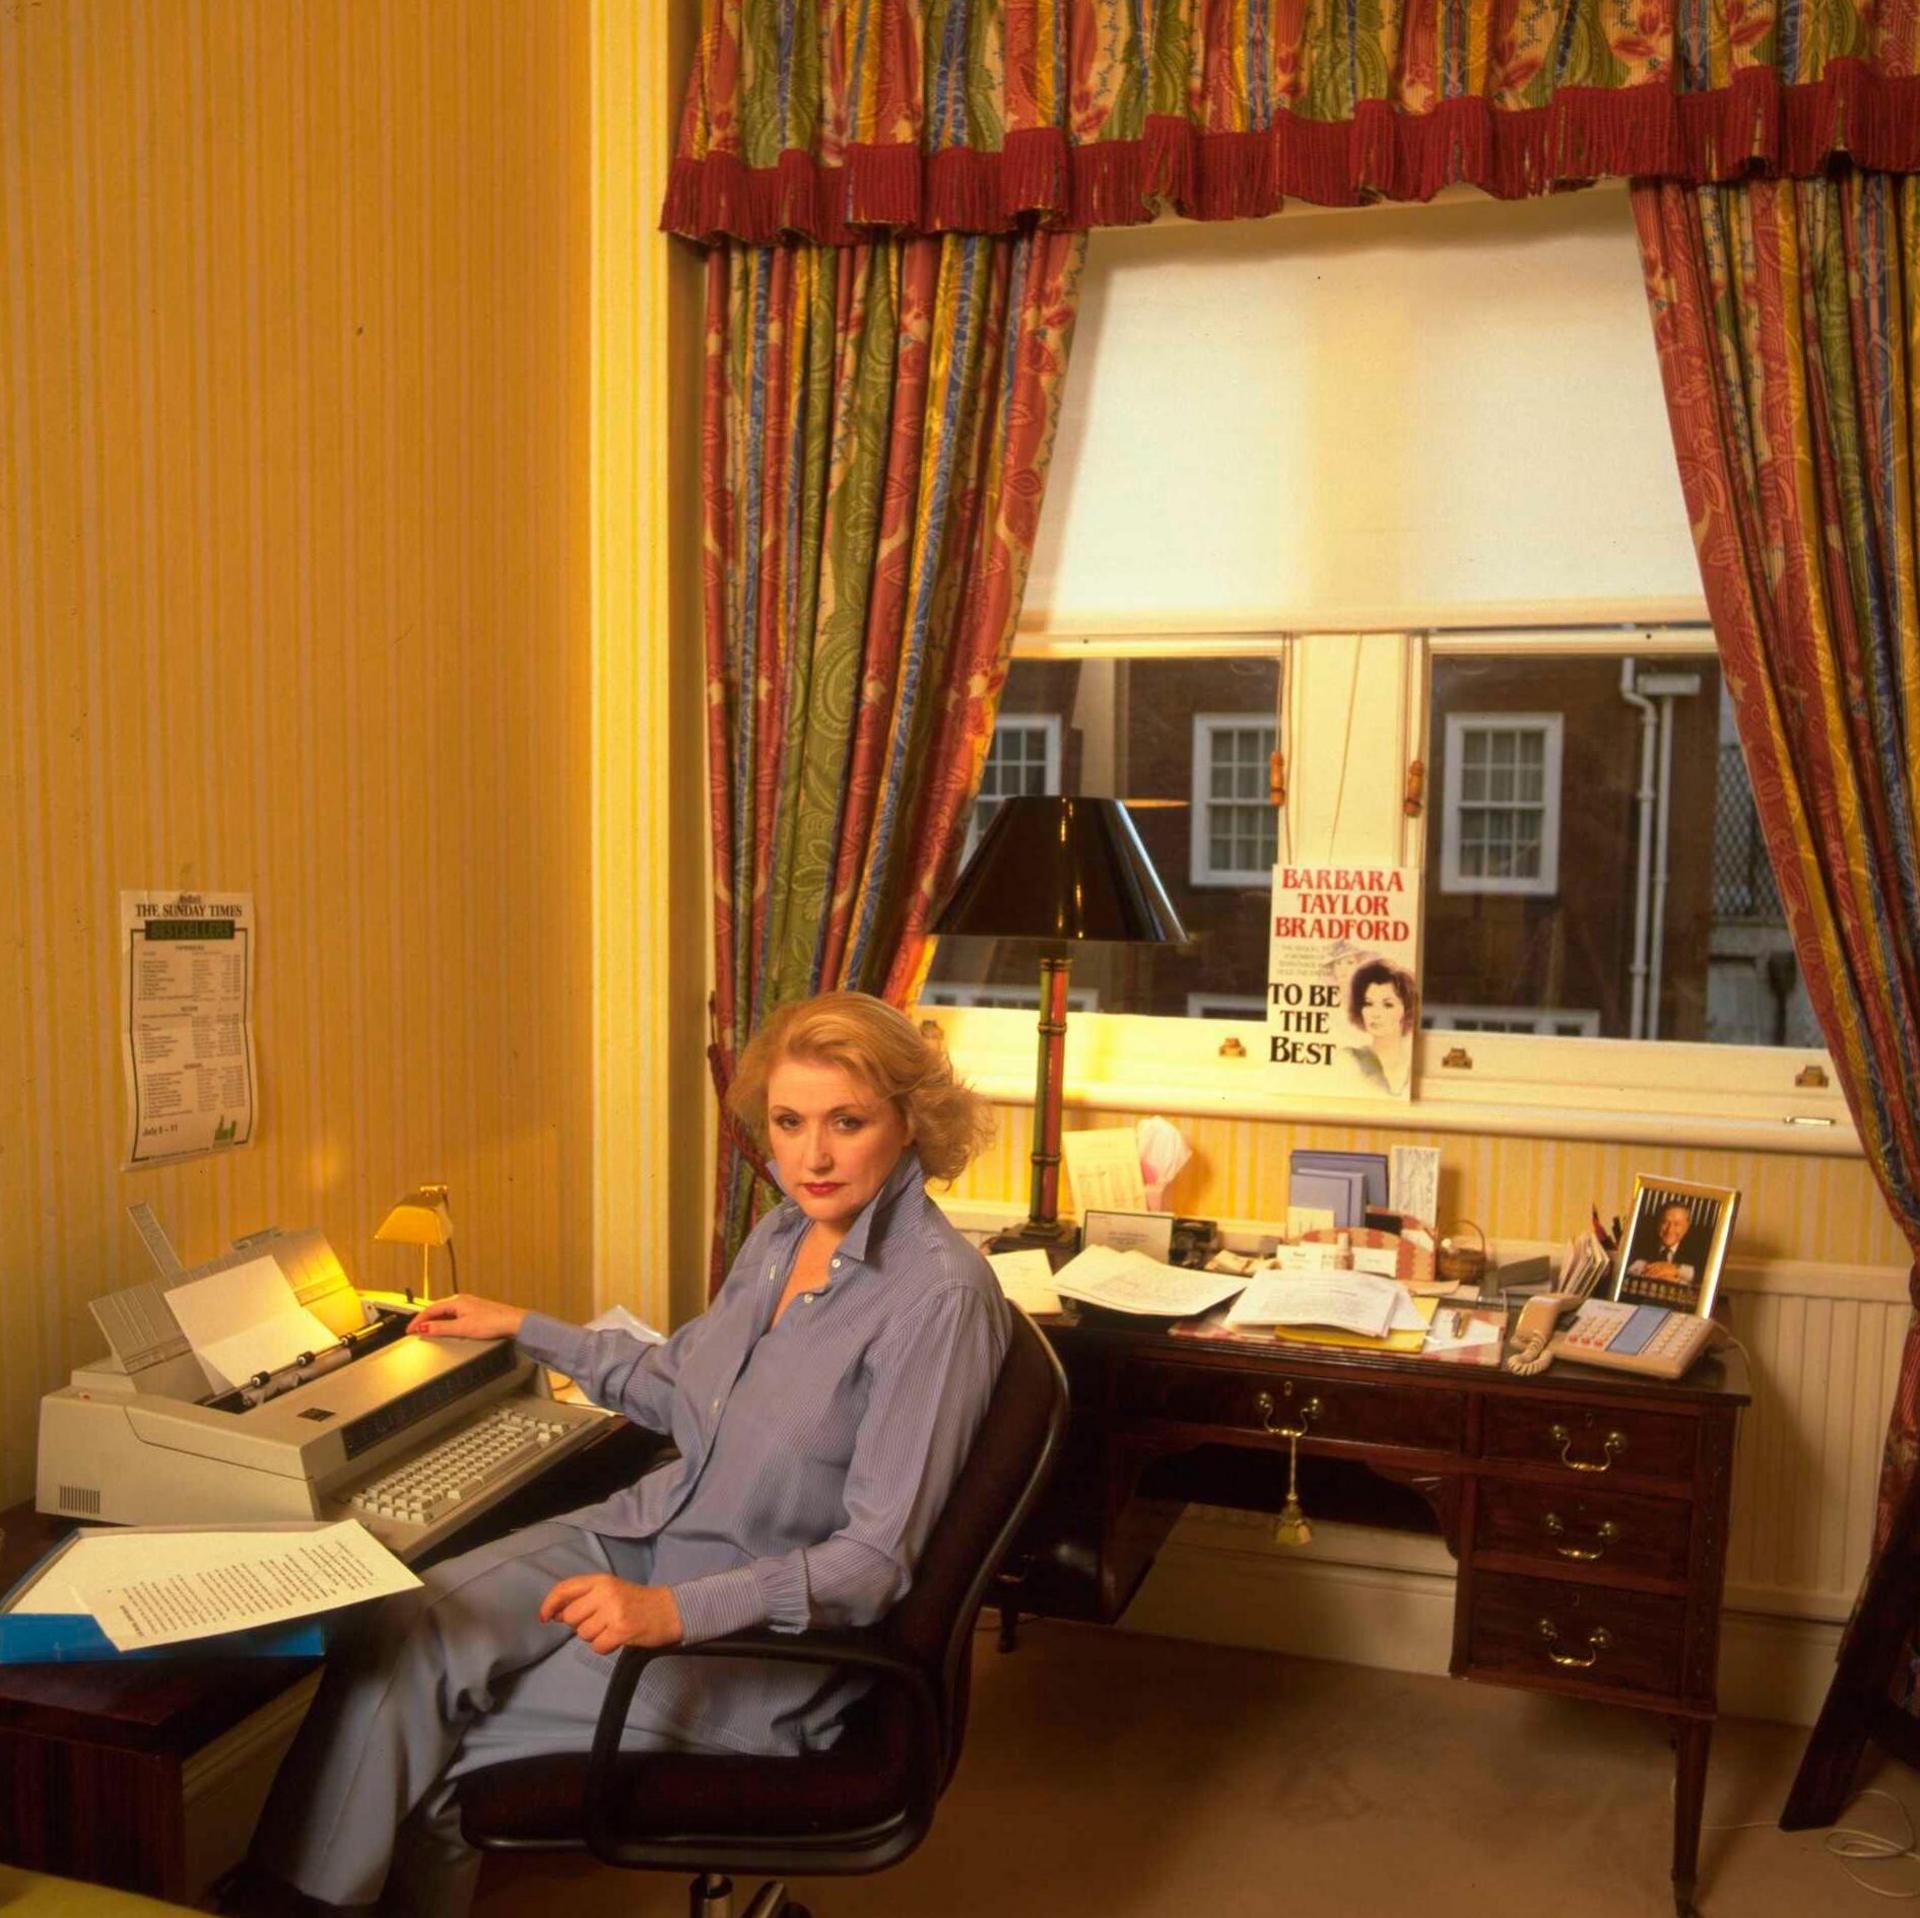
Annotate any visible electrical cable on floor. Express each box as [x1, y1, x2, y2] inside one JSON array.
[[1703, 1787, 1920, 1899]]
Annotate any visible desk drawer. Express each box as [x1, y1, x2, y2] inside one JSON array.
[[1475, 1480, 1692, 1583], [1467, 1571, 1687, 1700], [1481, 1396, 1696, 1485], [1115, 1359, 1464, 1454]]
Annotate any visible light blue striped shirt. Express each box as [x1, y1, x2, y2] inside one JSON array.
[[515, 1152, 1009, 1752]]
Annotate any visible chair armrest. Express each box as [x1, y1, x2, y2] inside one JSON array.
[[583, 1628, 942, 1860]]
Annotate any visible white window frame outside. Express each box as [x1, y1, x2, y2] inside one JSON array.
[[966, 713, 1063, 861], [1190, 714, 1279, 889], [1439, 712, 1564, 897]]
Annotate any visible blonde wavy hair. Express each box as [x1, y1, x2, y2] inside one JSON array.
[[728, 991, 993, 1183]]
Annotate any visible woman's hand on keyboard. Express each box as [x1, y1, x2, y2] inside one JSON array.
[[539, 1574, 684, 1654], [409, 1294, 528, 1342]]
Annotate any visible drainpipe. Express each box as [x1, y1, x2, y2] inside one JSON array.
[[1621, 660, 1658, 1041], [1637, 670, 1703, 1042]]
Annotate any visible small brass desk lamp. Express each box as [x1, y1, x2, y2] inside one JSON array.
[[374, 1183, 457, 1303]]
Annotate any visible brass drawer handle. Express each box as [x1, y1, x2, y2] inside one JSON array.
[[1254, 1383, 1321, 1440], [1549, 1423, 1627, 1473], [1544, 1513, 1620, 1561], [1538, 1618, 1613, 1669]]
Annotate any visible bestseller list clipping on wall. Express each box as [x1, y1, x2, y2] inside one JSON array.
[[119, 890, 258, 1168]]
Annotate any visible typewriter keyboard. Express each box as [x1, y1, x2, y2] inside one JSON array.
[[347, 1403, 573, 1528]]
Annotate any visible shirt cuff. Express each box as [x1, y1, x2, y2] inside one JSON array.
[[671, 1566, 773, 1645], [514, 1311, 589, 1376]]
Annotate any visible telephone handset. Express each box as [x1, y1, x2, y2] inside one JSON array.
[[1504, 1294, 1728, 1382], [1504, 1294, 1583, 1376]]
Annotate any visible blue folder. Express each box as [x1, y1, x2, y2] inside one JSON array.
[[0, 1612, 324, 1664], [0, 1530, 328, 1665]]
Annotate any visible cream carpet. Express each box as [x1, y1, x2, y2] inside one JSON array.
[[473, 1621, 1910, 1916]]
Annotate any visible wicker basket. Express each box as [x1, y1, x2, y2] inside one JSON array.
[[1435, 1220, 1488, 1291]]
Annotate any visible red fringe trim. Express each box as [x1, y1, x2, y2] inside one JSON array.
[[660, 62, 1920, 244]]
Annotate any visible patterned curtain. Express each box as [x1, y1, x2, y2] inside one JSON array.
[[668, 0, 1920, 241], [1634, 174, 1920, 1545], [703, 229, 1085, 1280]]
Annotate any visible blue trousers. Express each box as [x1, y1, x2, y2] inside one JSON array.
[[249, 1523, 714, 1915]]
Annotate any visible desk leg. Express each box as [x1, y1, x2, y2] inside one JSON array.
[[1670, 1716, 1711, 1917]]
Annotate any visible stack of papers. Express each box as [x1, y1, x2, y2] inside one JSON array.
[[1225, 1272, 1429, 1340], [986, 1248, 1064, 1317], [1049, 1244, 1247, 1318], [1559, 1232, 1613, 1299], [1, 1521, 419, 1659]]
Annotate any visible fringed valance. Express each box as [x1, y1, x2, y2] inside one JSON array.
[[664, 0, 1920, 243]]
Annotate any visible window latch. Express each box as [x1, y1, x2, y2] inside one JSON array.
[[1441, 1046, 1474, 1070], [1794, 1063, 1829, 1090]]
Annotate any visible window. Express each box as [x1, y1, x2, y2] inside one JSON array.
[[1191, 716, 1279, 888], [915, 631, 1844, 1143], [968, 714, 1061, 857], [918, 982, 1099, 1012], [1425, 1003, 1601, 1037], [921, 655, 1280, 1015], [1439, 714, 1563, 896]]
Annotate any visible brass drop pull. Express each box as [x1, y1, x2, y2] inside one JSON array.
[[1549, 1423, 1627, 1473], [1539, 1618, 1613, 1669], [1544, 1512, 1621, 1561], [1255, 1384, 1320, 1548], [1255, 1383, 1321, 1440]]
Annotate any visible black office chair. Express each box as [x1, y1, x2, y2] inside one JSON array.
[[459, 1306, 1069, 1918]]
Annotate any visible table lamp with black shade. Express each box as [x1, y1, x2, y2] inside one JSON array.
[[931, 794, 1188, 1253]]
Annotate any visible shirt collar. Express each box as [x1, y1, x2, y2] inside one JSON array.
[[839, 1151, 925, 1266], [776, 1150, 925, 1271]]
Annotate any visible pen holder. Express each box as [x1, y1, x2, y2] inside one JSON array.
[[1436, 1220, 1488, 1291]]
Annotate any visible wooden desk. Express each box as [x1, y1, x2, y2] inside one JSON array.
[[1005, 1313, 1749, 1918], [0, 1420, 662, 1905]]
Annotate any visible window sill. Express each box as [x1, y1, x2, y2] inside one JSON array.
[[947, 1060, 1862, 1158], [921, 1008, 1859, 1159]]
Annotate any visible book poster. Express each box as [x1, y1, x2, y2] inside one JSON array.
[[120, 890, 258, 1167], [1267, 864, 1421, 1100]]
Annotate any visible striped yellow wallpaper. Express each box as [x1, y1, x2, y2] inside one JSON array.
[[0, 2, 594, 1502], [950, 1103, 1913, 1273], [592, 0, 709, 1335]]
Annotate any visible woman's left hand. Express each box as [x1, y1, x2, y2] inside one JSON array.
[[539, 1573, 684, 1654]]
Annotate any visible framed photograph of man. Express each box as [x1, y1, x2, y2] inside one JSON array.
[[1612, 1177, 1738, 1315]]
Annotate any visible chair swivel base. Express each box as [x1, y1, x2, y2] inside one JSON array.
[[691, 1871, 811, 1918]]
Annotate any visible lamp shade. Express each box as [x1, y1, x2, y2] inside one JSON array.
[[932, 795, 1187, 947], [374, 1185, 454, 1248]]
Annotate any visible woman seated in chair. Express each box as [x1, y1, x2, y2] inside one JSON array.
[[241, 991, 1009, 1917]]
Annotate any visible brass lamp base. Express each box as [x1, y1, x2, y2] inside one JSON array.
[[985, 1218, 1080, 1267]]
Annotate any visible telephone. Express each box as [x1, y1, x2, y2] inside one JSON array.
[[1504, 1293, 1728, 1381], [1504, 1293, 1583, 1375]]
